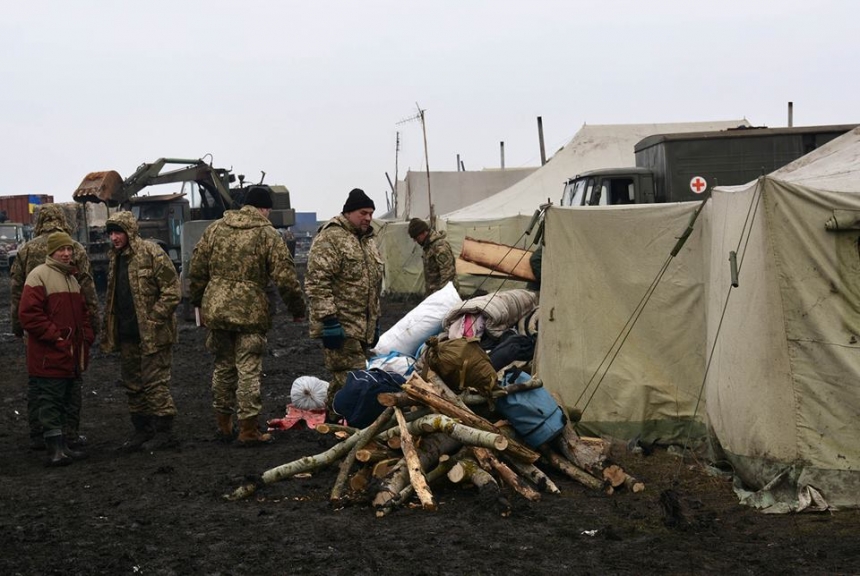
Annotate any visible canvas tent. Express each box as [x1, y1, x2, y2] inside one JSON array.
[[535, 126, 860, 509], [704, 126, 860, 510], [535, 202, 708, 446], [392, 167, 536, 220]]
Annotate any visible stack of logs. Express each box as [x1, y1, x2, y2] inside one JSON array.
[[227, 372, 644, 516]]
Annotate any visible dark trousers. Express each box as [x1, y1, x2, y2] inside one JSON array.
[[29, 377, 79, 438]]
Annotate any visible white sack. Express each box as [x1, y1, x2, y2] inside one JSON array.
[[290, 376, 329, 411], [373, 281, 462, 356]]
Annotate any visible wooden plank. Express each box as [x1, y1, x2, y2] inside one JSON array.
[[459, 237, 536, 281]]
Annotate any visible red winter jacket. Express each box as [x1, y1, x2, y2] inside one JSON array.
[[18, 257, 95, 378]]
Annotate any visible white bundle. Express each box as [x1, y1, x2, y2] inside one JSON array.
[[290, 376, 329, 410]]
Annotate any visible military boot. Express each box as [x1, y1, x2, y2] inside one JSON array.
[[44, 435, 72, 467], [215, 412, 235, 442], [236, 417, 272, 447], [141, 415, 178, 451], [119, 414, 154, 453]]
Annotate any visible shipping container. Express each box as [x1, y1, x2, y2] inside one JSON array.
[[0, 194, 54, 224]]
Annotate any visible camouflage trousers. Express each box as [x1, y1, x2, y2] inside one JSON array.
[[323, 338, 370, 409], [120, 341, 177, 417], [29, 377, 82, 440], [29, 377, 80, 438], [206, 329, 267, 420]]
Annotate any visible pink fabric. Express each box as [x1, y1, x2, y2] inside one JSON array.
[[267, 406, 327, 431]]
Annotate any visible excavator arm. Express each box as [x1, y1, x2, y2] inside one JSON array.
[[73, 158, 239, 217]]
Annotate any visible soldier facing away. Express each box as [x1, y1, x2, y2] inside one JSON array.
[[10, 204, 100, 451], [188, 186, 306, 446], [101, 211, 181, 451], [305, 188, 384, 419]]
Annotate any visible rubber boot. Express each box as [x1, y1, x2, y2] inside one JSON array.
[[119, 414, 154, 453], [44, 435, 72, 467], [215, 412, 235, 442], [30, 434, 46, 451], [64, 432, 88, 450], [141, 415, 178, 451], [60, 434, 88, 461], [236, 417, 272, 447]]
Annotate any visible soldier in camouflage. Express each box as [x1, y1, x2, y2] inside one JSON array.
[[407, 218, 459, 297], [305, 188, 384, 418], [188, 187, 306, 446], [10, 204, 100, 450], [101, 210, 180, 452]]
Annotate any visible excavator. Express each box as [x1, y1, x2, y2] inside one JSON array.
[[72, 157, 295, 293]]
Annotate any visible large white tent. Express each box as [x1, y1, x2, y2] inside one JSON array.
[[704, 126, 860, 509]]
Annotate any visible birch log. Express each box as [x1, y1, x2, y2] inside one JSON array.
[[393, 407, 435, 511]]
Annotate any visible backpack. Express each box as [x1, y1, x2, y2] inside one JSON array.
[[424, 336, 497, 395], [495, 370, 566, 448], [332, 369, 406, 428]]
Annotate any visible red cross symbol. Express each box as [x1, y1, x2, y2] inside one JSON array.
[[690, 176, 708, 194]]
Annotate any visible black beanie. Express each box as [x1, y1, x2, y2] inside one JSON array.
[[342, 188, 375, 213], [245, 186, 273, 209], [105, 222, 125, 234]]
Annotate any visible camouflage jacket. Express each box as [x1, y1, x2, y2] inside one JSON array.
[[422, 230, 459, 296], [305, 214, 383, 342], [10, 204, 100, 338], [101, 211, 180, 355], [188, 205, 305, 333]]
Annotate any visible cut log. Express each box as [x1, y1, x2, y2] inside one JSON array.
[[331, 407, 395, 502], [403, 374, 539, 463], [393, 407, 436, 511], [372, 433, 460, 509], [376, 455, 458, 518], [356, 447, 397, 463], [602, 464, 645, 493], [315, 423, 358, 436], [538, 445, 604, 492], [372, 458, 402, 480], [349, 467, 372, 492], [501, 454, 561, 495], [412, 414, 509, 452], [377, 392, 419, 408], [472, 446, 540, 502], [460, 236, 536, 281], [227, 407, 397, 500]]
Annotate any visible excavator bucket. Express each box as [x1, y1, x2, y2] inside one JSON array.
[[73, 170, 124, 205]]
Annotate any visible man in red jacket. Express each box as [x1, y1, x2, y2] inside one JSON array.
[[18, 231, 95, 467]]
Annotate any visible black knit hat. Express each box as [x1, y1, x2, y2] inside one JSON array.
[[342, 188, 375, 213], [105, 222, 125, 234], [408, 218, 430, 239], [245, 186, 273, 209]]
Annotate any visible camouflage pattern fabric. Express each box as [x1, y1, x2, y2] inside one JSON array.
[[120, 341, 177, 417], [305, 214, 383, 343], [188, 205, 305, 333], [206, 329, 267, 420], [421, 230, 459, 296], [10, 204, 100, 338], [101, 211, 180, 356], [323, 338, 369, 408]]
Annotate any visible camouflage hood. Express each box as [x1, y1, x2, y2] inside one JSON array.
[[34, 204, 71, 236], [105, 210, 140, 239], [222, 205, 274, 230]]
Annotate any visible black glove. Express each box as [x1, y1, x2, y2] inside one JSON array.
[[321, 316, 345, 350], [372, 322, 381, 348]]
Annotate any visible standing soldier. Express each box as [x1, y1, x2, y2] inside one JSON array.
[[305, 188, 383, 418], [189, 187, 306, 446], [11, 204, 100, 451], [18, 232, 96, 466], [407, 217, 460, 297], [101, 211, 180, 451]]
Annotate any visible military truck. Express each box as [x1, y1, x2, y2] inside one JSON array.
[[0, 221, 28, 271], [73, 157, 295, 291], [561, 124, 857, 206]]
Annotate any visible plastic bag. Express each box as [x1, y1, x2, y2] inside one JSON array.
[[290, 376, 329, 411]]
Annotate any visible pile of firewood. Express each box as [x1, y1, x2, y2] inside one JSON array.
[[227, 373, 644, 516]]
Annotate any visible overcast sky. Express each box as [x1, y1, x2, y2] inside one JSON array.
[[2, 0, 858, 218]]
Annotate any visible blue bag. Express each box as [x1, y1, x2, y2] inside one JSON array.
[[495, 371, 566, 448], [332, 369, 406, 428]]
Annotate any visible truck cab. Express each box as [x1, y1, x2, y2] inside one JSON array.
[[0, 222, 28, 270], [561, 167, 656, 206]]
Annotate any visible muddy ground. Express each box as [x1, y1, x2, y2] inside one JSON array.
[[0, 276, 858, 576]]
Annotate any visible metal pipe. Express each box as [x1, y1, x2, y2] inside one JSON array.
[[788, 101, 794, 127], [500, 141, 505, 169], [537, 116, 547, 165]]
